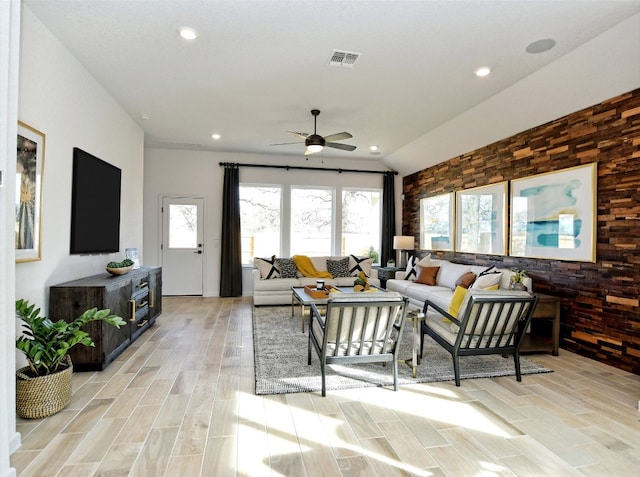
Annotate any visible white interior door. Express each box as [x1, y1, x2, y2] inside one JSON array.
[[161, 196, 204, 295]]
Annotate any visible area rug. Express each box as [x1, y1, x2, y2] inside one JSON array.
[[252, 306, 552, 395]]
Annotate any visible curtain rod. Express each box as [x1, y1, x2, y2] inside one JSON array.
[[219, 162, 398, 176]]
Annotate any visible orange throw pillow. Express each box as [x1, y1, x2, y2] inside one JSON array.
[[416, 266, 440, 285], [455, 271, 477, 289]]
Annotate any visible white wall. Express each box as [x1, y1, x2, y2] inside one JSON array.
[[1, 1, 20, 474], [143, 149, 397, 296], [387, 13, 640, 176], [16, 5, 144, 314]]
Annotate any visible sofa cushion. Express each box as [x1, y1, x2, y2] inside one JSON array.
[[254, 277, 300, 291], [276, 258, 298, 278], [349, 255, 373, 277], [255, 255, 280, 279], [327, 257, 350, 277], [438, 262, 472, 290], [472, 272, 502, 289], [455, 271, 477, 289], [416, 266, 439, 285], [403, 255, 418, 281]]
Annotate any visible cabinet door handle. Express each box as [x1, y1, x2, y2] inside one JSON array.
[[149, 289, 155, 308], [137, 320, 148, 328], [137, 281, 148, 288], [129, 299, 136, 321], [137, 301, 148, 308]]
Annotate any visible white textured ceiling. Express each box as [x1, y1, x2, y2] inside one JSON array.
[[24, 0, 640, 174]]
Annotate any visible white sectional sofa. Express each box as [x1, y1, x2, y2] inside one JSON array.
[[386, 257, 526, 311], [253, 255, 381, 305]]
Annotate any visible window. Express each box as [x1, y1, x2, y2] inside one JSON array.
[[168, 204, 198, 248], [239, 183, 383, 264], [290, 187, 333, 256], [239, 185, 281, 264], [342, 189, 381, 262]]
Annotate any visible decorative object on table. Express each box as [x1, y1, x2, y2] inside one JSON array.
[[15, 299, 126, 418], [304, 284, 338, 298], [16, 121, 45, 263], [316, 279, 325, 290], [419, 192, 455, 251], [125, 248, 140, 269], [386, 259, 395, 267], [353, 271, 370, 291], [509, 163, 596, 262], [392, 235, 414, 268], [509, 269, 529, 291], [455, 182, 507, 255], [106, 258, 135, 275]]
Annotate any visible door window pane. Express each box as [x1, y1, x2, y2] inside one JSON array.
[[168, 204, 197, 248], [291, 187, 332, 256], [240, 185, 281, 264], [342, 189, 381, 262]]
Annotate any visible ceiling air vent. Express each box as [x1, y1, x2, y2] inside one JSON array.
[[328, 50, 361, 68]]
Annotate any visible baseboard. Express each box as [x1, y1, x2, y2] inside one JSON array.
[[9, 431, 20, 454]]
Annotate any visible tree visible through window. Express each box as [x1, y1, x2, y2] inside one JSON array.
[[290, 187, 332, 256], [239, 185, 281, 264], [342, 189, 381, 262]]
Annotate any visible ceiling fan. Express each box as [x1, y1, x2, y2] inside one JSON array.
[[272, 109, 356, 155]]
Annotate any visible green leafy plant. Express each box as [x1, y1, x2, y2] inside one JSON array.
[[106, 258, 134, 268], [353, 271, 369, 287], [16, 299, 126, 377], [510, 269, 528, 284]]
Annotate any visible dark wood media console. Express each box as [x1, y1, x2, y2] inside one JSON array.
[[49, 267, 162, 371]]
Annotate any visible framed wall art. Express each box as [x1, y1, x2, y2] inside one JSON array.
[[509, 163, 596, 262], [419, 192, 454, 251], [456, 182, 507, 255], [16, 121, 45, 262]]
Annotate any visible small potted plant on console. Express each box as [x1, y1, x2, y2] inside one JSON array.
[[15, 299, 126, 419]]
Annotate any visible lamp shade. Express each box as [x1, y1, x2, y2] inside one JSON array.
[[393, 235, 414, 250]]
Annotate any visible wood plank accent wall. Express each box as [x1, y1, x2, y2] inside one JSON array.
[[402, 88, 640, 374]]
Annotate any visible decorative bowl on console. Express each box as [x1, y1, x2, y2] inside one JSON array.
[[106, 259, 135, 275]]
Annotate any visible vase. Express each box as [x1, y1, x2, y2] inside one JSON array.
[[510, 282, 527, 291]]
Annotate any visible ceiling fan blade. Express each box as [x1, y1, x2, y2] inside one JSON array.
[[326, 142, 356, 152], [287, 130, 310, 139], [270, 141, 303, 146], [323, 132, 352, 142]]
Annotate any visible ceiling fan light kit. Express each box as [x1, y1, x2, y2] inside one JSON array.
[[272, 109, 356, 156]]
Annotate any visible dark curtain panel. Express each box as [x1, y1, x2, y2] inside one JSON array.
[[381, 172, 396, 267], [220, 163, 242, 297]]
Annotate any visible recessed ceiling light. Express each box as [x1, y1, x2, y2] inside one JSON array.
[[178, 27, 199, 40], [211, 133, 221, 140], [140, 113, 151, 120], [369, 145, 379, 151], [526, 38, 556, 54], [474, 66, 491, 77]]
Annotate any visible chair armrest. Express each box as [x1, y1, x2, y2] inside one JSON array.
[[422, 299, 462, 329], [394, 271, 405, 279], [309, 303, 325, 330]]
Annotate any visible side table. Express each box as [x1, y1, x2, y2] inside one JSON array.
[[375, 266, 402, 288], [521, 293, 560, 356], [403, 309, 427, 378]]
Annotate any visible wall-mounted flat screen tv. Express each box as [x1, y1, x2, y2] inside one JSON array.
[[70, 148, 121, 254]]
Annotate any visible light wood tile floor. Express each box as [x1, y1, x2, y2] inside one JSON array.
[[11, 296, 640, 476]]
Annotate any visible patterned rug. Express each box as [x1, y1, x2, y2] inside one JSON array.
[[252, 305, 552, 395]]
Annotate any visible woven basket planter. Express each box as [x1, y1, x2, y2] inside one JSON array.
[[16, 355, 73, 419]]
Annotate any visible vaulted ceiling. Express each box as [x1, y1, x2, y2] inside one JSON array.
[[24, 0, 640, 175]]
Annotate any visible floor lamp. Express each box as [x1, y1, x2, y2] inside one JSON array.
[[393, 235, 414, 268]]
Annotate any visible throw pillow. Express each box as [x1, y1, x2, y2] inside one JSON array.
[[326, 257, 350, 278], [438, 262, 472, 290], [276, 258, 298, 278], [403, 255, 418, 281], [349, 255, 373, 277], [416, 254, 432, 267], [472, 272, 502, 289], [455, 271, 477, 289], [255, 255, 280, 279], [415, 266, 439, 285], [448, 286, 468, 318]]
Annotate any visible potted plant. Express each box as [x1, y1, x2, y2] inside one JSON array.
[[15, 299, 126, 419], [510, 269, 529, 291]]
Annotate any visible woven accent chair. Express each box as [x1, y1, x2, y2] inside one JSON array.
[[308, 292, 409, 396], [420, 289, 538, 386]]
